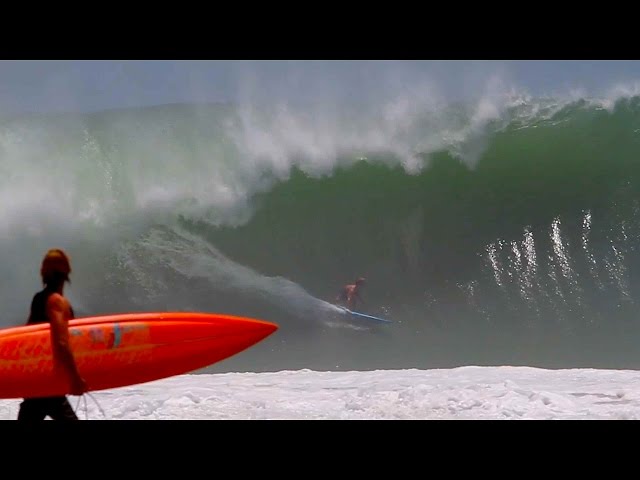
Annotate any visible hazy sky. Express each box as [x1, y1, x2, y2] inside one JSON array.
[[1, 60, 640, 114]]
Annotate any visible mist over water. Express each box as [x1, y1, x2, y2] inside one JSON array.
[[3, 69, 640, 373]]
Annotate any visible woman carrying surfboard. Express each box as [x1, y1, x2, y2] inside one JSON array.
[[17, 249, 88, 421]]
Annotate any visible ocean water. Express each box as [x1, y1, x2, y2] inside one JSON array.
[[3, 83, 640, 395]]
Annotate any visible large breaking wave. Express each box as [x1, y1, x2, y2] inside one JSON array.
[[3, 88, 640, 372]]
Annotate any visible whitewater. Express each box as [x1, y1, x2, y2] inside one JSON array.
[[1, 366, 639, 420]]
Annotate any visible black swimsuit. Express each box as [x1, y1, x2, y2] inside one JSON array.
[[17, 287, 79, 421]]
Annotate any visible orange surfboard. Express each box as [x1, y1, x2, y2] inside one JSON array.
[[0, 312, 278, 399]]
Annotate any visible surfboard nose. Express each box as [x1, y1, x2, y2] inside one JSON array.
[[258, 318, 279, 336], [149, 312, 279, 345], [231, 315, 279, 343]]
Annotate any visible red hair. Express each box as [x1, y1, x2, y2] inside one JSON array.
[[40, 248, 72, 285]]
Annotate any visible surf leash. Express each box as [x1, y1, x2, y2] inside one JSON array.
[[75, 392, 108, 420]]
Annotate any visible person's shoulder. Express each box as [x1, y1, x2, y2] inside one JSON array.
[[45, 292, 67, 308]]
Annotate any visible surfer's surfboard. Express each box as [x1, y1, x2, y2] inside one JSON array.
[[0, 312, 278, 399], [340, 307, 392, 324]]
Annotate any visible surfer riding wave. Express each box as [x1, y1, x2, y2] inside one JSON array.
[[336, 277, 366, 310]]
